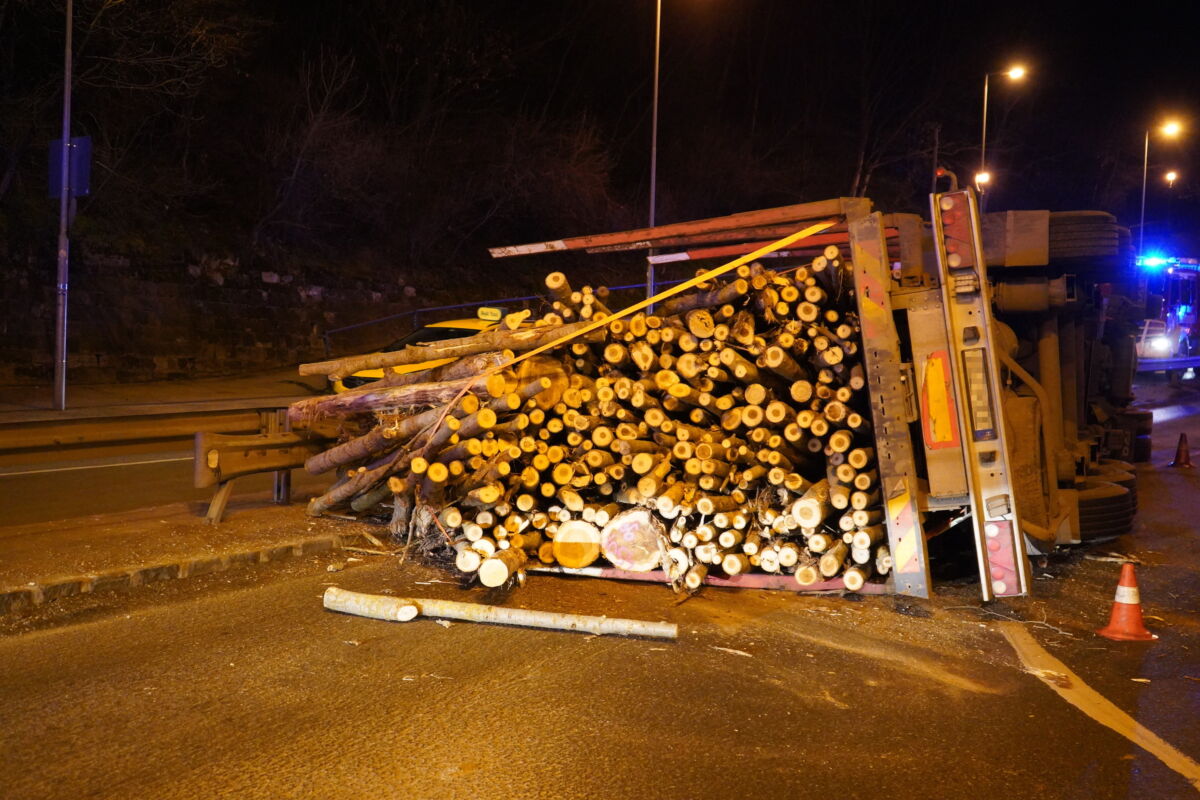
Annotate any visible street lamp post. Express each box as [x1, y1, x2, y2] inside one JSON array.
[[978, 64, 1026, 197], [53, 0, 74, 411], [1139, 120, 1182, 256], [646, 0, 662, 301]]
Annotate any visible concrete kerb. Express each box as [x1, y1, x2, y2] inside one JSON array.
[[0, 532, 372, 615]]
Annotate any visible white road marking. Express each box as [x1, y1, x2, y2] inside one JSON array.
[[0, 455, 191, 477], [1001, 622, 1200, 792]]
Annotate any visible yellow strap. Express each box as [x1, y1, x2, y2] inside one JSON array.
[[502, 219, 837, 372]]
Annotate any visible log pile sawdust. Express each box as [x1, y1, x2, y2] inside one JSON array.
[[292, 249, 891, 594]]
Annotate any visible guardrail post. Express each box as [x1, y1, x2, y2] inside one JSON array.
[[267, 409, 292, 505], [204, 481, 236, 525]]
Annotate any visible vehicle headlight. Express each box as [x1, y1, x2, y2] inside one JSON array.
[[1151, 336, 1172, 352]]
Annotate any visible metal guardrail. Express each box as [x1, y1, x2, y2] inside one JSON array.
[[0, 397, 305, 464], [319, 280, 687, 357]]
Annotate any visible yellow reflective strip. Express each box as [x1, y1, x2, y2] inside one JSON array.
[[888, 487, 917, 571], [924, 355, 953, 444]]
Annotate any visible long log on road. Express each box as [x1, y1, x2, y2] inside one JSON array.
[[323, 587, 678, 639], [300, 321, 601, 378]]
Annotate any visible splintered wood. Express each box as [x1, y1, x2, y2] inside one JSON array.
[[294, 255, 892, 593]]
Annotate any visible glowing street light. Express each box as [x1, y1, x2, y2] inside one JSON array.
[[1166, 170, 1179, 188], [974, 171, 991, 189], [980, 64, 1027, 196], [1139, 119, 1184, 255]]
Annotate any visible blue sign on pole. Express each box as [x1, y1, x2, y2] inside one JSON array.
[[48, 135, 91, 198]]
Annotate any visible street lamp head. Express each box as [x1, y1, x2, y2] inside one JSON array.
[[1162, 120, 1183, 137], [1166, 170, 1179, 187], [1006, 65, 1027, 80], [975, 171, 991, 186]]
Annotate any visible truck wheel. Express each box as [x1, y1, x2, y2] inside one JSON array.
[[1091, 464, 1137, 509], [1077, 479, 1134, 541]]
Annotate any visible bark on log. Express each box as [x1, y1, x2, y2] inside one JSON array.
[[656, 278, 751, 317], [791, 479, 832, 528], [819, 541, 849, 577], [305, 425, 393, 475], [295, 374, 505, 421], [300, 321, 600, 377], [289, 351, 511, 423], [478, 547, 528, 587], [842, 564, 872, 592], [794, 560, 821, 587]]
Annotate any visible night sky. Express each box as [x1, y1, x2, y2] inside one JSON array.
[[3, 0, 1200, 281]]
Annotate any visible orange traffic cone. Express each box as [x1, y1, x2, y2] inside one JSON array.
[[1169, 433, 1193, 468], [1097, 563, 1157, 642]]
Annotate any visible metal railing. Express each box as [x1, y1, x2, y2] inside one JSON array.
[[319, 279, 687, 357]]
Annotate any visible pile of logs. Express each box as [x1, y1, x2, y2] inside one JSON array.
[[292, 250, 891, 593]]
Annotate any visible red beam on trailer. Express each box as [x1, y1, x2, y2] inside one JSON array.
[[488, 198, 852, 258], [585, 225, 849, 253], [583, 223, 851, 254], [646, 229, 900, 264]]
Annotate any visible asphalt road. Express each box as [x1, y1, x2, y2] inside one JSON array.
[[1, 553, 1197, 800], [1, 386, 1197, 798]]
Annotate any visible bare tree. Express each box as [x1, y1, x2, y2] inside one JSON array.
[[252, 49, 363, 248]]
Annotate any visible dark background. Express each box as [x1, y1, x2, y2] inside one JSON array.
[[2, 0, 1198, 342]]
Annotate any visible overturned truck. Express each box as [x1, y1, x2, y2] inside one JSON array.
[[292, 189, 1142, 601]]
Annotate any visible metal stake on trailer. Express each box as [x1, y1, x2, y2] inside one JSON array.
[[928, 188, 1032, 601], [845, 202, 932, 598]]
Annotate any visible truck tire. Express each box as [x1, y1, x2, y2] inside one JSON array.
[[1123, 410, 1153, 437], [1092, 464, 1137, 509], [1077, 479, 1134, 540], [1132, 434, 1153, 463]]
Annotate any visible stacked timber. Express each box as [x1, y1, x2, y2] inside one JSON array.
[[292, 252, 891, 592]]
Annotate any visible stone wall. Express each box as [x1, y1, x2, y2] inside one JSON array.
[[0, 251, 423, 385]]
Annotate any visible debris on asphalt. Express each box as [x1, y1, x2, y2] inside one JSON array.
[[1084, 553, 1144, 564], [711, 646, 754, 658]]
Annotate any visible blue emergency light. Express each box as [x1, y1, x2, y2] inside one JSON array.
[[1136, 254, 1200, 272]]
